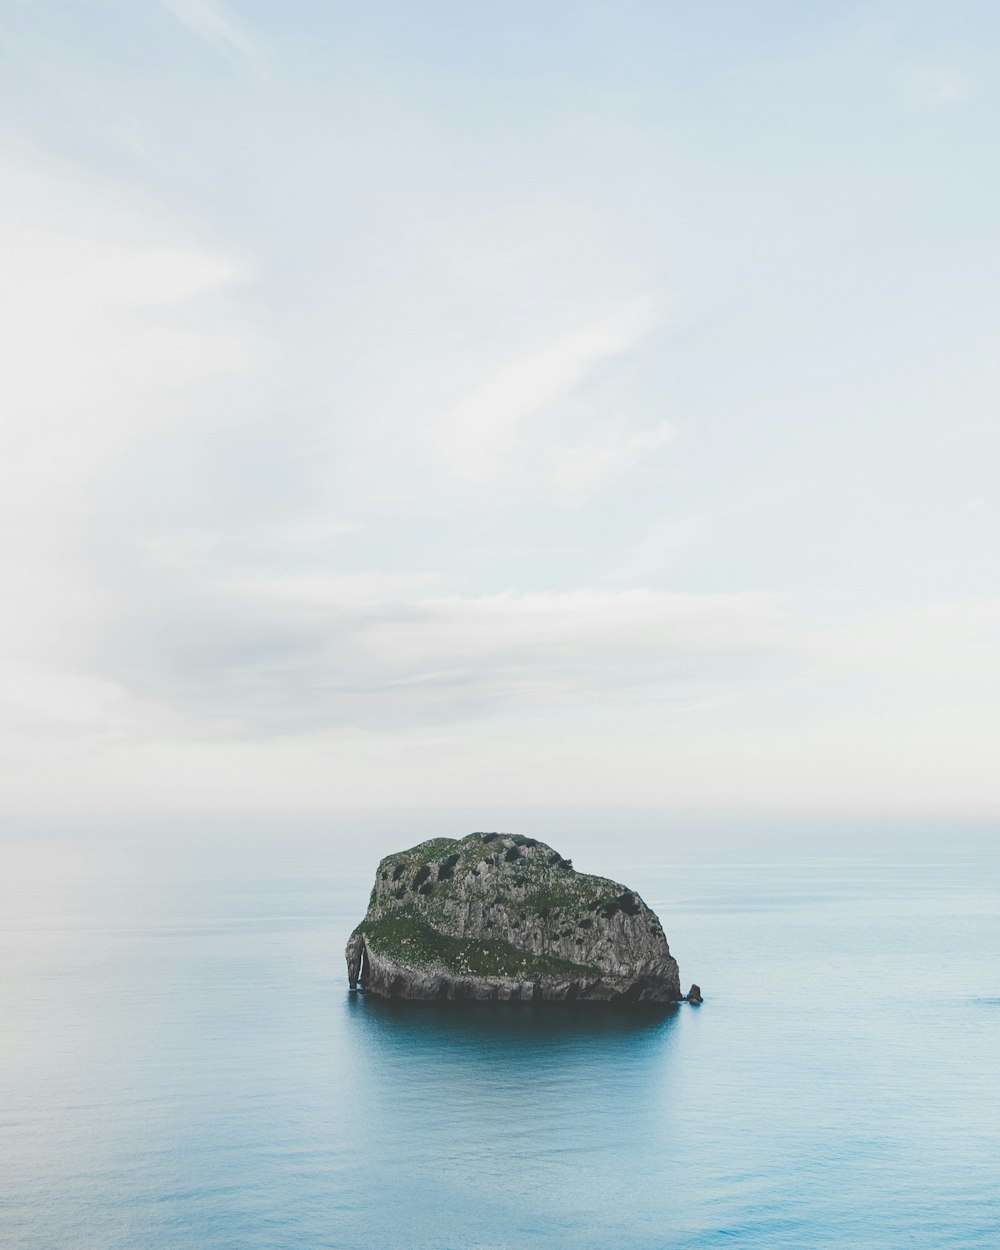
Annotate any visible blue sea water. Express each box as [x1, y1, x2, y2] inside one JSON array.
[[1, 833, 998, 1249]]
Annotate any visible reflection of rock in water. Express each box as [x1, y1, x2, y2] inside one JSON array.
[[350, 993, 681, 1042], [345, 831, 687, 1004]]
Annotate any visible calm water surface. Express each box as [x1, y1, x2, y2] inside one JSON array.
[[1, 835, 997, 1248]]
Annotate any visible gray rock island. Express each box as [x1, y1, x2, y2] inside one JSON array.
[[346, 831, 688, 1004]]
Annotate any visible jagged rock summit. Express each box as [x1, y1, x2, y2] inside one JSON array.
[[346, 831, 683, 1004]]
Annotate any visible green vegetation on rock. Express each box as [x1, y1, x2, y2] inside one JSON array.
[[358, 908, 598, 978]]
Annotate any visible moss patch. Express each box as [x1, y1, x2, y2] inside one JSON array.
[[359, 910, 598, 979]]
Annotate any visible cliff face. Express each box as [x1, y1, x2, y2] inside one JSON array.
[[346, 832, 681, 1004]]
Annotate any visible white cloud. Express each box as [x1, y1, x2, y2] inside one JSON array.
[[0, 660, 131, 734], [436, 295, 662, 485], [899, 65, 978, 108], [351, 587, 786, 670], [0, 153, 251, 502], [0, 148, 254, 731], [547, 423, 675, 501], [104, 575, 791, 734], [155, 0, 265, 68], [813, 601, 1000, 685], [4, 6, 1000, 822]]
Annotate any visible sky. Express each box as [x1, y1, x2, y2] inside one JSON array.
[[1, 1, 999, 834]]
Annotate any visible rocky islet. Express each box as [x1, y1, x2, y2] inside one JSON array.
[[346, 831, 698, 1004]]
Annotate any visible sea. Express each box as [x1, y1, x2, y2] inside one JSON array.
[[1, 828, 997, 1249]]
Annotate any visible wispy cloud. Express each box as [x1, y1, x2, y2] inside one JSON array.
[[899, 65, 978, 108], [547, 423, 675, 502], [5, 2, 1000, 819], [0, 148, 254, 734], [100, 575, 791, 735], [437, 296, 662, 485], [155, 0, 266, 68], [813, 602, 1000, 685]]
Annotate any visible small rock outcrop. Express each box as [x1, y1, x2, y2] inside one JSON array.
[[686, 984, 703, 1004], [345, 832, 684, 1004]]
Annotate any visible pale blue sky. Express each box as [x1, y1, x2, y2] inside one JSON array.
[[2, 2, 999, 825]]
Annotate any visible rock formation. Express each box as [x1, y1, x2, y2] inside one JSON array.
[[345, 832, 684, 1004]]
